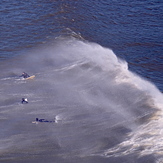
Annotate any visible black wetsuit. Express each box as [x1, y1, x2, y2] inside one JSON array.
[[36, 118, 55, 123], [20, 72, 30, 78]]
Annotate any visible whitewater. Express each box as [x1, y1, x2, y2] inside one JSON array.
[[0, 38, 162, 163]]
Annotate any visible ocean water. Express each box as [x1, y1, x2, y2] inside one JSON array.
[[0, 0, 163, 163]]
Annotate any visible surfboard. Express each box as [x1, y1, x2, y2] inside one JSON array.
[[25, 75, 35, 80]]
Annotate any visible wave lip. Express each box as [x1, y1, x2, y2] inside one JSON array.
[[0, 38, 162, 162]]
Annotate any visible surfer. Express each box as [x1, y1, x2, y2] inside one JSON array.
[[22, 98, 28, 104], [35, 118, 55, 123], [20, 72, 30, 78]]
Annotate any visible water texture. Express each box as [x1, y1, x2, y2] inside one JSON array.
[[0, 0, 163, 163]]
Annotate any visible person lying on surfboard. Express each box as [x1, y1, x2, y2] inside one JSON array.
[[35, 118, 56, 123], [20, 72, 30, 78]]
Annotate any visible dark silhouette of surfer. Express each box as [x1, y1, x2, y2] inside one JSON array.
[[35, 118, 56, 123], [22, 98, 28, 104], [20, 72, 30, 78]]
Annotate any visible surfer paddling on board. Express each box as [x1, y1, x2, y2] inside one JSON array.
[[20, 72, 30, 79], [32, 118, 56, 123], [19, 72, 35, 80]]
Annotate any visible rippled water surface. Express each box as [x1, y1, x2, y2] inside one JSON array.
[[0, 0, 163, 163]]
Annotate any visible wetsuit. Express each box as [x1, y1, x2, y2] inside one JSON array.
[[36, 118, 55, 123], [20, 72, 30, 78]]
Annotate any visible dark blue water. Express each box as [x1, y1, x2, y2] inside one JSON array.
[[0, 0, 163, 163], [1, 0, 162, 91]]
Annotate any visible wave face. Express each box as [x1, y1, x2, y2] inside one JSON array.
[[0, 38, 163, 163]]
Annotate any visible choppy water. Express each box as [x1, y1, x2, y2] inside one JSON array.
[[0, 0, 163, 163]]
